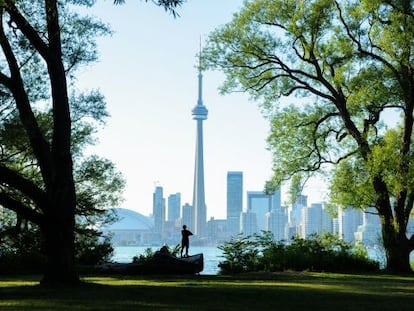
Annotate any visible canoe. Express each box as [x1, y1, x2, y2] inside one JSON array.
[[99, 253, 204, 275]]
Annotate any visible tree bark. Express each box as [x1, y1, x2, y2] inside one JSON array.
[[41, 203, 78, 285], [38, 0, 79, 285], [382, 225, 412, 273]]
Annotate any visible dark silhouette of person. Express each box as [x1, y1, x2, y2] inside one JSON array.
[[180, 225, 193, 258]]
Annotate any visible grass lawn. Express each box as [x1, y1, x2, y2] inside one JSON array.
[[0, 272, 413, 310]]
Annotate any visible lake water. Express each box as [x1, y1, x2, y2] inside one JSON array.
[[112, 246, 223, 275]]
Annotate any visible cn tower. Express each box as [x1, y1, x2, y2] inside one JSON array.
[[191, 66, 208, 237]]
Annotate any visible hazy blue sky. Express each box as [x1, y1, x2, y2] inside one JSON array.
[[78, 0, 328, 219]]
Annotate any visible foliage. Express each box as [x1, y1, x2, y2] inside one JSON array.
[[203, 0, 414, 273], [0, 0, 194, 283], [218, 232, 379, 274], [133, 248, 155, 264], [132, 244, 181, 263], [0, 219, 46, 274], [0, 0, 118, 283], [114, 0, 185, 17], [218, 234, 261, 273], [74, 231, 114, 266], [0, 208, 115, 272]]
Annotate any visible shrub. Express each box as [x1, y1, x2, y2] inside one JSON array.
[[132, 244, 180, 264], [0, 224, 114, 273], [218, 234, 261, 274], [218, 232, 380, 274]]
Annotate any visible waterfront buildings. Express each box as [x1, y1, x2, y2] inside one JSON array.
[[182, 203, 194, 231], [152, 186, 165, 240], [301, 202, 333, 238], [226, 171, 243, 237], [354, 207, 382, 246], [288, 194, 307, 238], [266, 206, 288, 241], [245, 189, 281, 234], [339, 207, 363, 243], [247, 191, 273, 232], [240, 210, 257, 236], [167, 193, 181, 222], [107, 177, 386, 249]]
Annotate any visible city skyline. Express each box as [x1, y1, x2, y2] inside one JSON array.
[[79, 0, 329, 219], [107, 191, 392, 251]]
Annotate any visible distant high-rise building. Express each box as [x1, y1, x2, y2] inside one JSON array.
[[339, 207, 363, 242], [321, 203, 333, 234], [289, 194, 307, 225], [152, 186, 165, 238], [241, 210, 257, 236], [266, 207, 288, 241], [247, 191, 273, 232], [288, 194, 307, 237], [227, 171, 243, 236], [363, 207, 381, 227], [207, 217, 228, 244], [355, 207, 381, 246], [168, 193, 181, 222], [271, 188, 282, 210], [301, 202, 333, 238], [302, 203, 322, 237], [191, 67, 208, 237], [182, 203, 194, 232]]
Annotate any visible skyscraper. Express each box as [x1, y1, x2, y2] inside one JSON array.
[[227, 171, 243, 236], [182, 203, 194, 230], [339, 207, 363, 242], [247, 191, 273, 232], [167, 193, 181, 222], [241, 210, 257, 236], [191, 68, 208, 237], [266, 208, 288, 241], [301, 203, 333, 238], [152, 186, 165, 239]]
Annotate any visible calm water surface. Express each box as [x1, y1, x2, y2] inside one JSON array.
[[113, 246, 223, 275]]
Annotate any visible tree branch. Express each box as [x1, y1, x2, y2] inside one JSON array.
[[0, 8, 53, 186], [0, 164, 47, 208], [3, 0, 49, 60], [0, 192, 44, 226]]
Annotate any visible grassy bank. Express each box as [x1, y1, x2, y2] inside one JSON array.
[[0, 272, 413, 310]]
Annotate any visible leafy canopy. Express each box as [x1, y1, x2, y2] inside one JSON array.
[[203, 0, 414, 213]]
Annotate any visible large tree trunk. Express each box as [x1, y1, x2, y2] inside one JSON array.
[[382, 220, 413, 273], [38, 0, 79, 286], [41, 206, 78, 285], [40, 153, 78, 284], [41, 151, 79, 285]]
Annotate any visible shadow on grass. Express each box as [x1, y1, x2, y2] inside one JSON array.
[[0, 273, 413, 310]]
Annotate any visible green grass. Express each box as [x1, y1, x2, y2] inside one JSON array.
[[0, 272, 413, 310]]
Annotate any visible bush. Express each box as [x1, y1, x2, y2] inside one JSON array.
[[0, 228, 46, 274], [0, 224, 115, 274], [132, 244, 180, 264], [218, 232, 380, 274], [75, 232, 114, 265], [218, 235, 261, 273]]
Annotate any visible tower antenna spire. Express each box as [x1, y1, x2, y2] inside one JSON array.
[[197, 36, 204, 106], [198, 36, 202, 72]]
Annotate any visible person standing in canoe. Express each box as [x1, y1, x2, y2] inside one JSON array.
[[180, 225, 193, 258]]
